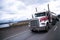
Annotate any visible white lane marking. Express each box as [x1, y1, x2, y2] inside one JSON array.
[[3, 30, 30, 40], [54, 26, 57, 31]]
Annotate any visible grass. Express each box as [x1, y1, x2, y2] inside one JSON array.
[[11, 21, 29, 27]]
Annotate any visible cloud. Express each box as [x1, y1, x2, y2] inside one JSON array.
[[0, 0, 27, 20], [26, 0, 60, 15], [19, 0, 50, 5], [1, 0, 26, 13], [0, 0, 60, 22], [48, 0, 60, 15]]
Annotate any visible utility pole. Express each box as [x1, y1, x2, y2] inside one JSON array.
[[48, 4, 51, 23], [32, 14, 34, 18], [35, 8, 37, 12], [48, 4, 50, 12], [32, 8, 37, 18]]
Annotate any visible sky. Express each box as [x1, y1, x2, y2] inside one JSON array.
[[0, 0, 60, 22]]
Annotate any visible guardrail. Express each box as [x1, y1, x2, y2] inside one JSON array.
[[0, 20, 30, 28], [10, 20, 30, 27]]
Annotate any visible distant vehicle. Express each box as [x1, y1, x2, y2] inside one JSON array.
[[29, 4, 58, 32], [0, 22, 14, 28], [0, 23, 10, 28]]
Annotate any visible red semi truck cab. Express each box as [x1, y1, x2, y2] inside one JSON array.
[[29, 11, 53, 32]]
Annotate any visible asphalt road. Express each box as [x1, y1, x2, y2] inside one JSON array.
[[0, 21, 60, 40]]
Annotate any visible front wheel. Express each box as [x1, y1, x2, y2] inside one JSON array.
[[31, 29, 35, 32], [46, 23, 50, 31], [52, 19, 57, 25]]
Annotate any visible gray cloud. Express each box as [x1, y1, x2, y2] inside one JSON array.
[[0, 0, 59, 22], [18, 0, 50, 5]]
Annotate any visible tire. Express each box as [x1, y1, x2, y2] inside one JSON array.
[[52, 20, 56, 25], [45, 27, 48, 32], [31, 29, 35, 32], [56, 18, 59, 21], [46, 23, 50, 32]]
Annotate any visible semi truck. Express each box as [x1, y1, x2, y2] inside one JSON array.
[[29, 4, 59, 32]]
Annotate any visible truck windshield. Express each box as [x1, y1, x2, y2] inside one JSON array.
[[35, 12, 45, 17]]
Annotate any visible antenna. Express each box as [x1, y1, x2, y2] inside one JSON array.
[[48, 4, 50, 12], [47, 4, 51, 23]]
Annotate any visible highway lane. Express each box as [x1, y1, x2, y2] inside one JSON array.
[[53, 22, 60, 40], [0, 25, 29, 40], [0, 21, 60, 40]]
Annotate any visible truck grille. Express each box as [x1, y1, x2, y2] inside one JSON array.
[[30, 20, 39, 27]]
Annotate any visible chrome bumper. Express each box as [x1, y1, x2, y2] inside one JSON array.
[[30, 26, 46, 30]]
